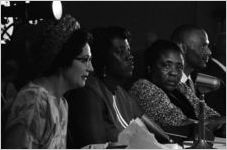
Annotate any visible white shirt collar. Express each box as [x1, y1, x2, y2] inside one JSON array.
[[181, 72, 192, 83]]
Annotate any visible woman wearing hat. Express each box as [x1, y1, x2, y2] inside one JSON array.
[[3, 15, 94, 149]]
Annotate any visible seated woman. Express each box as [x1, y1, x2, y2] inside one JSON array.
[[65, 26, 142, 148], [3, 15, 93, 148], [130, 40, 224, 145]]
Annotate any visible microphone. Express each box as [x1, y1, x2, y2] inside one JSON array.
[[211, 57, 226, 73], [191, 73, 220, 148], [195, 73, 221, 94]]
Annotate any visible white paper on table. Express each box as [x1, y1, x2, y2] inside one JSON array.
[[81, 143, 109, 149], [118, 118, 182, 149]]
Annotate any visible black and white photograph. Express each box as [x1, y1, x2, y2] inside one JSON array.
[[1, 1, 226, 149]]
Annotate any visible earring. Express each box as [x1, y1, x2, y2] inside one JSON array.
[[103, 66, 107, 78]]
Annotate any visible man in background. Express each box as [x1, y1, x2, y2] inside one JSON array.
[[171, 24, 226, 117]]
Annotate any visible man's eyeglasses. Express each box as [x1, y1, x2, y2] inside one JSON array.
[[75, 56, 92, 65]]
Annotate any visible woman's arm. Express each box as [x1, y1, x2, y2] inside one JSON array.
[[130, 79, 188, 126], [178, 82, 221, 119], [3, 88, 46, 148]]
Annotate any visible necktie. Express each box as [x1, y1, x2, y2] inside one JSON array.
[[186, 78, 195, 93]]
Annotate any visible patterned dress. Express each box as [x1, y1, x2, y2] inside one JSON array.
[[130, 79, 220, 127], [4, 82, 68, 148]]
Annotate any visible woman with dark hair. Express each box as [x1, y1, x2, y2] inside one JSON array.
[[3, 15, 93, 148], [65, 26, 142, 148], [130, 40, 222, 144]]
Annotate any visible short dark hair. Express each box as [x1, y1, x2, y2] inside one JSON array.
[[90, 26, 131, 78], [145, 39, 183, 75], [170, 24, 202, 44]]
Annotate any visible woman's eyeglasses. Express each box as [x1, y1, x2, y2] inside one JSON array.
[[75, 56, 92, 65]]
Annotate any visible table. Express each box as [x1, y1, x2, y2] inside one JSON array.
[[183, 137, 226, 149]]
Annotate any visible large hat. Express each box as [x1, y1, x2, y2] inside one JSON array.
[[30, 14, 80, 77]]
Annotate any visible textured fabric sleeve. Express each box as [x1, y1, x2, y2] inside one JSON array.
[[130, 79, 188, 126], [4, 88, 48, 148], [178, 83, 221, 120], [203, 102, 221, 119]]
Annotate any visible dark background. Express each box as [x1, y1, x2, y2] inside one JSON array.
[[1, 1, 226, 91], [62, 1, 226, 54]]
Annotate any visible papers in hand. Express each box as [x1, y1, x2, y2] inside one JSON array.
[[118, 118, 182, 149]]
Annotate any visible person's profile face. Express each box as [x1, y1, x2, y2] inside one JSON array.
[[185, 30, 212, 69], [152, 50, 184, 92], [106, 38, 134, 79], [64, 43, 93, 89]]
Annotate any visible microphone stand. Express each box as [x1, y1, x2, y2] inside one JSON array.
[[190, 93, 212, 149]]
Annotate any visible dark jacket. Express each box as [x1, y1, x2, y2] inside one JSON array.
[[65, 75, 142, 148]]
